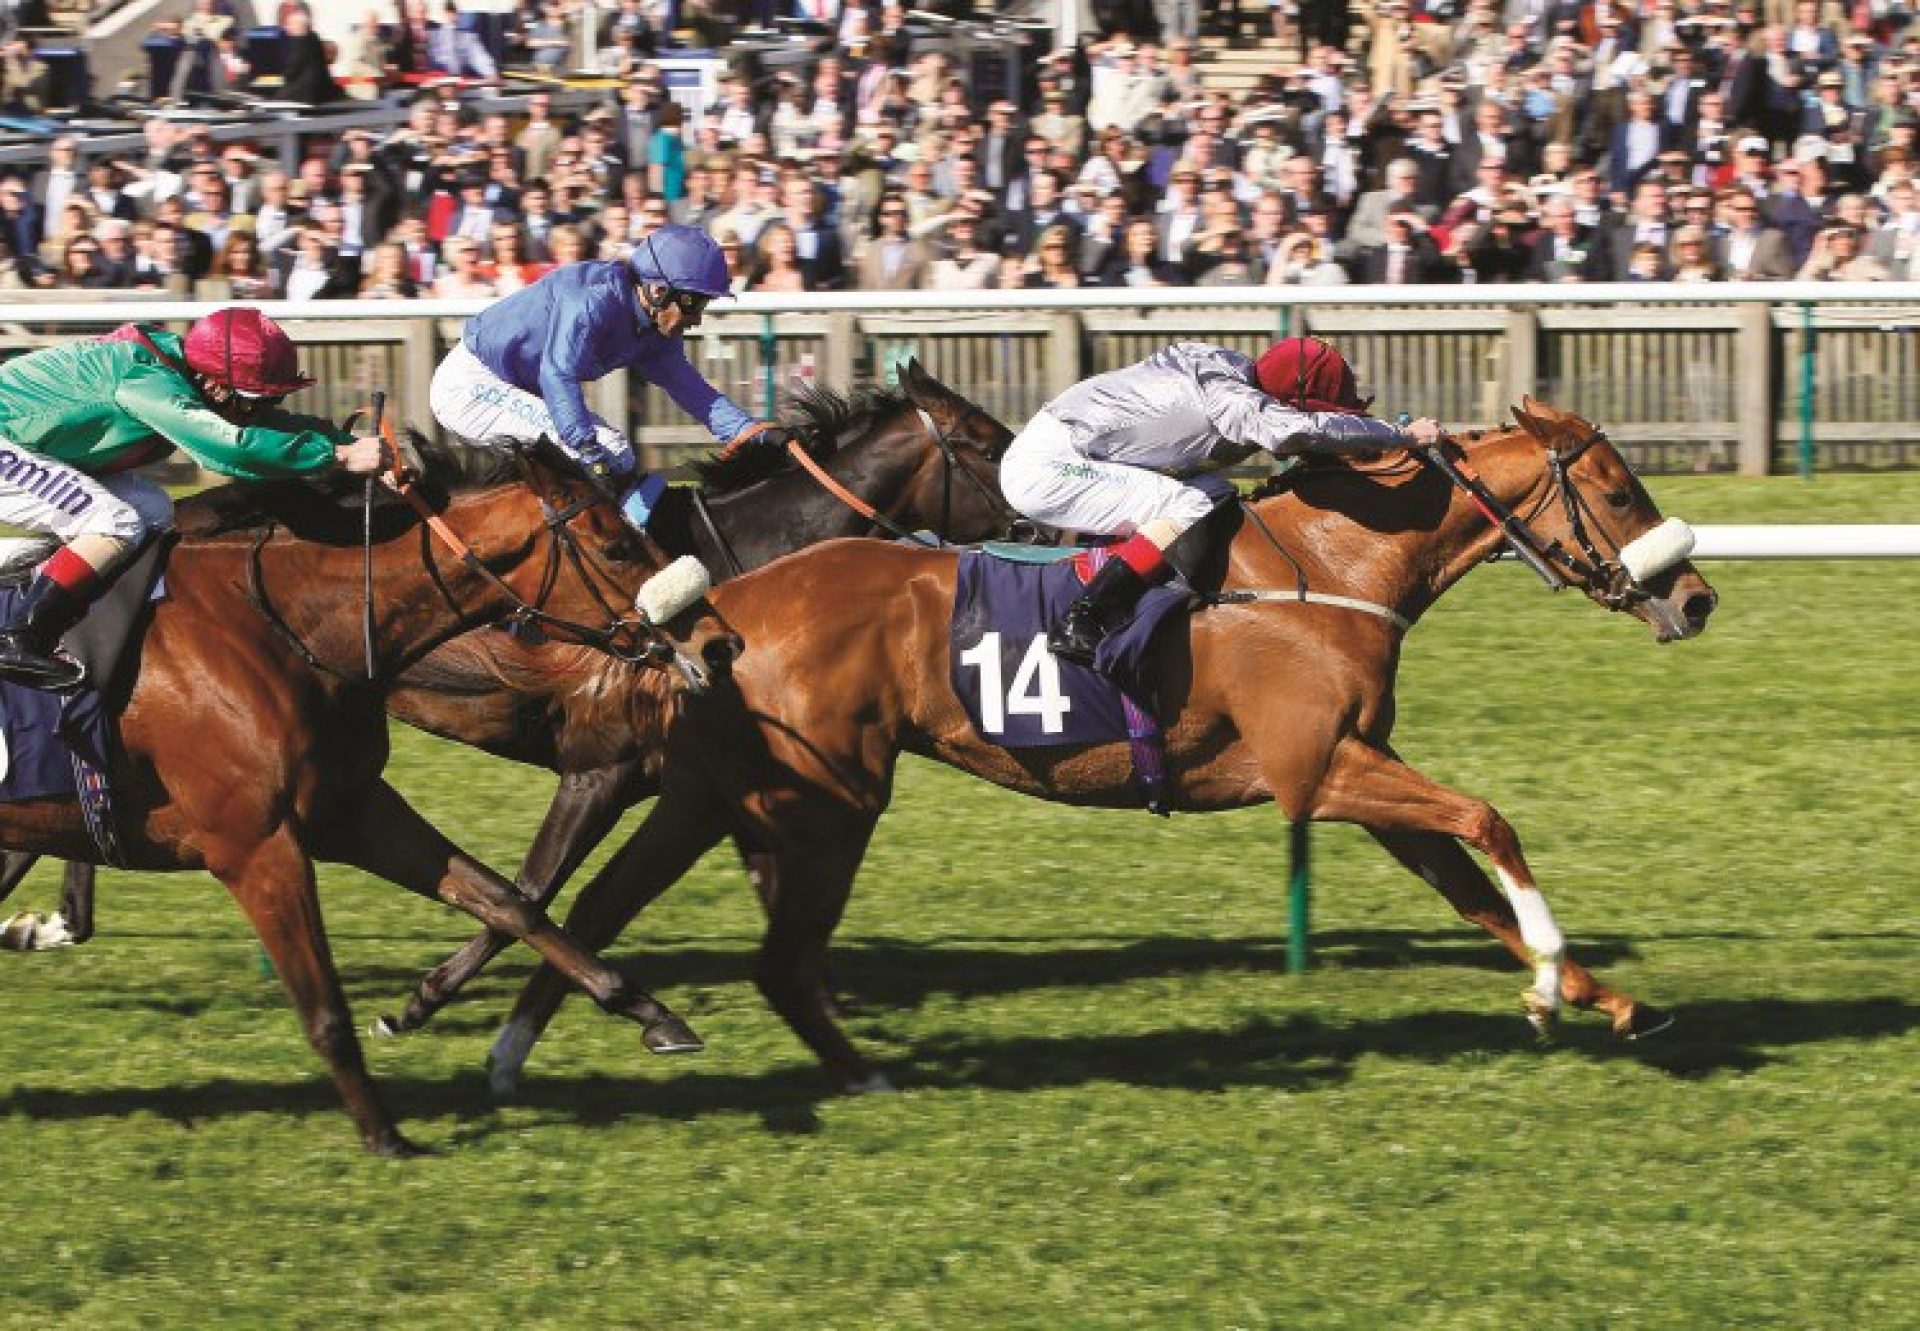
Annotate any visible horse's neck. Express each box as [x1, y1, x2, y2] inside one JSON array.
[[705, 419, 922, 570], [1238, 435, 1549, 627], [183, 484, 548, 680]]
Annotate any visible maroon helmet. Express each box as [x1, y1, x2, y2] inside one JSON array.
[[182, 308, 317, 397], [1254, 336, 1370, 415]]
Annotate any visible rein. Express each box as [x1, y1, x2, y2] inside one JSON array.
[[1421, 431, 1653, 611], [246, 438, 672, 687], [782, 401, 1026, 548]]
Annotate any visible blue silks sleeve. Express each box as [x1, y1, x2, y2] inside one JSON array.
[[639, 336, 756, 444], [535, 283, 613, 452]]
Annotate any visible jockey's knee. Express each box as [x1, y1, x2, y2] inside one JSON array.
[[64, 532, 138, 578]]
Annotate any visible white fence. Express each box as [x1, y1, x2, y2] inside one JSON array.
[[4, 284, 1920, 476]]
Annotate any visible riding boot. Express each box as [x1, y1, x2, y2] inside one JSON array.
[[1048, 555, 1149, 667], [0, 573, 90, 691]]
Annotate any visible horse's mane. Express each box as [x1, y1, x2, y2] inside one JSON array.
[[1245, 427, 1502, 503], [175, 431, 521, 545], [691, 384, 910, 495]]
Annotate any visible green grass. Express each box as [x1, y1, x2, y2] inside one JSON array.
[[3, 474, 1918, 1328]]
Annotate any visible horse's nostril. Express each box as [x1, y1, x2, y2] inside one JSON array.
[[1683, 592, 1716, 624]]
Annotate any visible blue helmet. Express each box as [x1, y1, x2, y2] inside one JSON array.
[[629, 225, 732, 298]]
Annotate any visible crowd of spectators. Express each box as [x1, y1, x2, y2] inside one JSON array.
[[2, 0, 1918, 300]]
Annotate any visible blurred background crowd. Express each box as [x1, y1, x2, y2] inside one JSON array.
[[1, 0, 1916, 300]]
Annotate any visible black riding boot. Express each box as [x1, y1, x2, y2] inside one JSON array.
[[1048, 556, 1148, 667], [0, 573, 89, 691]]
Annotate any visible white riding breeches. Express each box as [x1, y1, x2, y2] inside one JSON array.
[[0, 441, 174, 546], [429, 341, 635, 475], [999, 410, 1236, 539]]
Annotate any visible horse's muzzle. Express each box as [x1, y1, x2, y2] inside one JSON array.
[[1643, 569, 1718, 643]]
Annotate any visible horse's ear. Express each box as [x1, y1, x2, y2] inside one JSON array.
[[1510, 401, 1548, 439], [900, 356, 933, 391]]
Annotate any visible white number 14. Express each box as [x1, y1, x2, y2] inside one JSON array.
[[958, 631, 1073, 735]]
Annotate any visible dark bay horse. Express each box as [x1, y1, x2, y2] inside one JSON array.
[[360, 362, 1019, 1035], [0, 445, 734, 1153], [1, 362, 1021, 987], [486, 398, 1720, 1094]]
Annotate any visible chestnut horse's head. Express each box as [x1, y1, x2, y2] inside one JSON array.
[[1507, 397, 1718, 643], [507, 442, 744, 692]]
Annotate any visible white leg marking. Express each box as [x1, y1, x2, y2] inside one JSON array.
[[488, 1018, 537, 1097], [1497, 868, 1565, 1012]]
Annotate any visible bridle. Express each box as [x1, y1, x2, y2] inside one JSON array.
[[1420, 428, 1657, 612], [247, 439, 686, 688], [783, 398, 1036, 548]]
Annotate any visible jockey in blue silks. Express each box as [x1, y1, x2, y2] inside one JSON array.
[[429, 225, 789, 531]]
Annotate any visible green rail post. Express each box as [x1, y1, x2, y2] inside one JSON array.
[[760, 313, 779, 418], [1288, 817, 1311, 975], [1799, 301, 1817, 481]]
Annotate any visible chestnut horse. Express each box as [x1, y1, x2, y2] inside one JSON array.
[[486, 399, 1720, 1094], [0, 444, 733, 1153], [3, 365, 1021, 1009]]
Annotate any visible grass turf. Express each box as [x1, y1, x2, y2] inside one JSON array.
[[1, 473, 1916, 1328]]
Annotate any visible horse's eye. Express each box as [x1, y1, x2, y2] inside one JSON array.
[[1605, 489, 1632, 511]]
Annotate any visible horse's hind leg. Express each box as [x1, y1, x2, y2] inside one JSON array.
[[1364, 826, 1662, 1037], [0, 850, 39, 903], [318, 780, 703, 1054], [211, 832, 416, 1155], [59, 860, 95, 944], [379, 764, 638, 1037], [0, 855, 92, 950], [491, 793, 731, 1094], [1308, 738, 1665, 1039]]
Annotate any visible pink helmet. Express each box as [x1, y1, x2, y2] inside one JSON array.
[[182, 308, 317, 397], [1254, 337, 1369, 415]]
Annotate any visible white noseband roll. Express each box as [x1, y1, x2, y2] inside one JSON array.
[[635, 555, 713, 623], [1618, 518, 1697, 584]]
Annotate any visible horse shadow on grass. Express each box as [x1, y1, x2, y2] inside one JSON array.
[[6, 996, 1913, 1143]]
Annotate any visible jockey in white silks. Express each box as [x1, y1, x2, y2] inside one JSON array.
[[999, 336, 1445, 664]]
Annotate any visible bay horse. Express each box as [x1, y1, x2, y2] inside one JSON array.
[[3, 364, 1024, 1042], [485, 398, 1720, 1094], [0, 442, 735, 1154]]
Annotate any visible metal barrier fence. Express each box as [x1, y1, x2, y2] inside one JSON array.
[[3, 285, 1918, 477]]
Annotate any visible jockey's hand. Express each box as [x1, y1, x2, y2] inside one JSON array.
[[334, 435, 390, 475], [1401, 417, 1446, 448], [727, 423, 796, 458]]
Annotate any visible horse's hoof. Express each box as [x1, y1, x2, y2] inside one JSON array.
[[1616, 1003, 1676, 1041], [368, 1131, 431, 1159], [643, 1014, 705, 1055], [841, 1071, 898, 1096], [486, 1057, 521, 1100], [369, 1015, 400, 1039], [1521, 990, 1559, 1043]]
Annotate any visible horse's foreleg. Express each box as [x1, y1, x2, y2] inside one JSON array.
[[491, 793, 730, 1095], [1363, 825, 1653, 1035], [379, 764, 640, 1037], [319, 780, 703, 1055], [1308, 739, 1663, 1038], [752, 812, 885, 1092], [210, 832, 417, 1155]]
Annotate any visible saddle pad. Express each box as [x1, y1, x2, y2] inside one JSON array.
[[949, 552, 1188, 748], [0, 676, 111, 804]]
